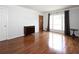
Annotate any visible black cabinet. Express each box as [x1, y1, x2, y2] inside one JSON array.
[[24, 26, 35, 36]]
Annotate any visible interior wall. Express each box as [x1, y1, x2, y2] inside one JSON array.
[[43, 13, 48, 31], [7, 6, 44, 39], [70, 7, 79, 37], [0, 5, 43, 40]]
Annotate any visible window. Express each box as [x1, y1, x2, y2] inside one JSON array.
[[50, 13, 64, 33]]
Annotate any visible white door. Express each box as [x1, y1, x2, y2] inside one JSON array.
[[0, 8, 7, 41]]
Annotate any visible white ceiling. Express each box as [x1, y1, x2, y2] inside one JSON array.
[[20, 5, 77, 13]]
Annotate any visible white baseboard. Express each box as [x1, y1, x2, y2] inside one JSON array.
[[7, 34, 24, 40]]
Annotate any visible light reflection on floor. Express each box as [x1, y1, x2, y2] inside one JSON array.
[[48, 32, 66, 53]]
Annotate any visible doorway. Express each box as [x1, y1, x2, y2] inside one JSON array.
[[39, 15, 43, 32]]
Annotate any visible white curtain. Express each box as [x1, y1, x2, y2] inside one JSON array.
[[50, 13, 64, 33]]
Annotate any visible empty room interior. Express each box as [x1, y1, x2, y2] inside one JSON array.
[[0, 5, 79, 54]]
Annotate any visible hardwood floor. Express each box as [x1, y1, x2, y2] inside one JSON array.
[[0, 32, 79, 54]]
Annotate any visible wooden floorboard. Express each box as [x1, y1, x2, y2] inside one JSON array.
[[0, 32, 79, 54]]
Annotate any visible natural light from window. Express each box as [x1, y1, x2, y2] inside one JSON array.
[[50, 13, 64, 32]]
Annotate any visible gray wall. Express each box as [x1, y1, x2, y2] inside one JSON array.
[[43, 13, 48, 31], [70, 7, 79, 37]]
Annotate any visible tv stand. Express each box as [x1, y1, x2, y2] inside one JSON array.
[[24, 26, 35, 36]]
